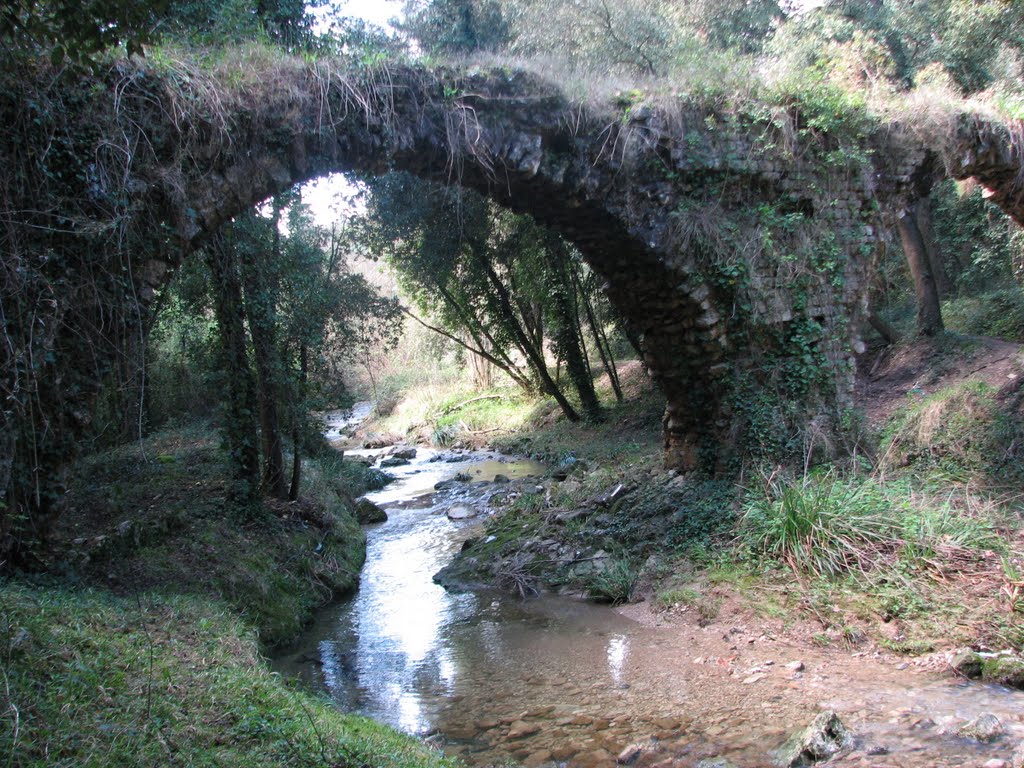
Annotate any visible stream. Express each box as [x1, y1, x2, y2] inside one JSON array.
[[275, 412, 1024, 767]]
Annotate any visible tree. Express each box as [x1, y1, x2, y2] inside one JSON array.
[[356, 173, 611, 422], [770, 0, 1024, 94], [503, 0, 689, 76], [897, 202, 944, 337], [400, 0, 509, 56], [161, 0, 325, 47], [205, 232, 262, 507], [1, 0, 165, 63], [169, 197, 402, 505]]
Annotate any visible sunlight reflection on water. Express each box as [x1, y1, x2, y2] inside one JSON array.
[[276, 443, 1024, 767]]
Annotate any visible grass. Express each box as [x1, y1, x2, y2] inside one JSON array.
[[733, 466, 1023, 651], [582, 558, 638, 604], [0, 582, 456, 768], [493, 362, 663, 465], [61, 422, 373, 647], [880, 380, 1024, 483], [654, 586, 723, 624], [739, 471, 1006, 579], [739, 471, 899, 579], [376, 381, 536, 447]]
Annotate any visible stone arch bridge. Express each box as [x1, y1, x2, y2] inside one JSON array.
[[1, 56, 1022, 554]]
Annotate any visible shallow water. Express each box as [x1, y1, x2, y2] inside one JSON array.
[[276, 448, 1024, 767]]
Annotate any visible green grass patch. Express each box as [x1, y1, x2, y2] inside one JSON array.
[[739, 471, 1005, 581], [943, 289, 1024, 342], [582, 558, 638, 605], [881, 381, 1024, 483], [0, 582, 456, 768]]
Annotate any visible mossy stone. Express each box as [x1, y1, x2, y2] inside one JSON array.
[[982, 655, 1024, 689]]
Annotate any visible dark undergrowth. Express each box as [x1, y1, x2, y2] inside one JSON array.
[[58, 420, 374, 648]]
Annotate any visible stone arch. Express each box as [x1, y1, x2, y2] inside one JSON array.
[[4, 55, 1024, 560], [148, 62, 903, 471]]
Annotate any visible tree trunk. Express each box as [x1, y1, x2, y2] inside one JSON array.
[[289, 343, 307, 502], [115, 325, 147, 442], [544, 244, 601, 421], [436, 284, 534, 392], [577, 270, 622, 403], [242, 241, 288, 501], [476, 253, 581, 421], [915, 196, 951, 298], [205, 237, 260, 505], [897, 204, 944, 336], [868, 312, 899, 345], [580, 277, 623, 402]]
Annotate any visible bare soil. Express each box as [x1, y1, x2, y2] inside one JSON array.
[[856, 334, 1024, 427]]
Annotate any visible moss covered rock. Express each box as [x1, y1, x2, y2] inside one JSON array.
[[982, 655, 1024, 689]]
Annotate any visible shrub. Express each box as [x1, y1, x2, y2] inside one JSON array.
[[584, 557, 638, 604], [942, 289, 1024, 341]]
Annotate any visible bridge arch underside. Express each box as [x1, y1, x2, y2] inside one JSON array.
[[191, 153, 876, 474], [160, 65, 927, 474]]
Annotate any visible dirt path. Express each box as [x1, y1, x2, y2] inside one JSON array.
[[856, 335, 1024, 426]]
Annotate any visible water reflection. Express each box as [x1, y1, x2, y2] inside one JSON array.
[[275, 447, 1024, 768], [312, 451, 545, 734], [607, 634, 629, 686], [331, 503, 479, 733]]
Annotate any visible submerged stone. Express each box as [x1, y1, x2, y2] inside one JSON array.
[[446, 503, 480, 520], [956, 713, 1005, 742]]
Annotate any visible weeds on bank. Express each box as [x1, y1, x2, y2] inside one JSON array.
[[735, 464, 1021, 650], [583, 558, 639, 605], [740, 471, 1005, 580], [881, 380, 1024, 484]]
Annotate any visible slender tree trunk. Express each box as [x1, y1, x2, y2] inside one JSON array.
[[402, 308, 533, 393], [897, 204, 944, 337], [544, 244, 601, 421], [242, 238, 288, 500], [582, 288, 623, 401], [435, 284, 534, 392], [915, 197, 951, 298], [476, 253, 580, 421], [289, 343, 306, 502], [116, 327, 146, 441], [205, 238, 260, 505]]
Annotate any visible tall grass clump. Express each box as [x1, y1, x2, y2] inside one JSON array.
[[740, 471, 1008, 582], [740, 472, 898, 578]]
